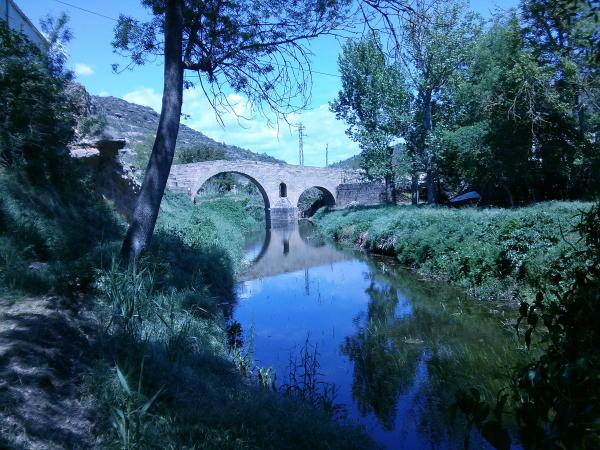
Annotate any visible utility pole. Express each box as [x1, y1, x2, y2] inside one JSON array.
[[325, 143, 329, 167], [298, 123, 305, 166]]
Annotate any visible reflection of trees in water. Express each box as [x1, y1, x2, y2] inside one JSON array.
[[342, 282, 421, 431], [342, 263, 527, 443], [298, 220, 326, 247]]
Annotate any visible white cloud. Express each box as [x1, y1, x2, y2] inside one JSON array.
[[121, 86, 359, 166], [74, 63, 94, 77], [123, 88, 163, 113]]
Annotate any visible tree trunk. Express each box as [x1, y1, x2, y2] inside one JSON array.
[[121, 0, 184, 265], [411, 173, 419, 205], [384, 174, 396, 204], [422, 90, 436, 204]]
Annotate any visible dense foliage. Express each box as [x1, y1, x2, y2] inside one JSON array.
[[453, 203, 600, 449], [315, 202, 589, 302], [0, 22, 76, 183], [334, 0, 600, 205], [510, 203, 600, 448]]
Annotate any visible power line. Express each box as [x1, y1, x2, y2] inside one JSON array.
[[49, 1, 342, 79], [298, 123, 305, 166], [53, 0, 118, 22]]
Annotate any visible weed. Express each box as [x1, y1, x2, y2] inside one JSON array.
[[316, 202, 590, 303], [111, 361, 164, 450]]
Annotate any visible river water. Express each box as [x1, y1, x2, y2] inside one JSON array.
[[234, 222, 523, 449]]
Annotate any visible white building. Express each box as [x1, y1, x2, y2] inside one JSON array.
[[1, 0, 47, 49]]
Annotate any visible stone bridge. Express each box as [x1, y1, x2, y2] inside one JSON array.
[[167, 160, 360, 224]]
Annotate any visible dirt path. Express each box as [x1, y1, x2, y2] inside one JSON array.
[[0, 296, 103, 450]]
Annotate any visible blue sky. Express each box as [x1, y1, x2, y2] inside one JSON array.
[[17, 0, 518, 166]]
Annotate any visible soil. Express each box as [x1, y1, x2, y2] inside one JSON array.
[[0, 296, 103, 450]]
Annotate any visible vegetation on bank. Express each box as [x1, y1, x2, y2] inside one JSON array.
[[0, 22, 372, 449], [314, 202, 591, 302], [88, 194, 372, 449]]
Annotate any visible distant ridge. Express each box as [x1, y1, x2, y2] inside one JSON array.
[[329, 153, 361, 170], [92, 95, 285, 165]]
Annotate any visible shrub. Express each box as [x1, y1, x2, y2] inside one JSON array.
[[0, 22, 76, 184], [315, 202, 588, 302]]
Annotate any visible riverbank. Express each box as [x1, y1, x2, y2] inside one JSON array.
[[314, 202, 591, 303], [0, 170, 372, 449]]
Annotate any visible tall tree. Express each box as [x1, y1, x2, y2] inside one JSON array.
[[398, 0, 482, 203], [113, 0, 351, 264], [330, 35, 410, 203], [521, 0, 600, 196]]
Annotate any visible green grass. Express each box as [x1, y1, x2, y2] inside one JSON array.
[[315, 202, 592, 302], [0, 168, 123, 296], [0, 168, 372, 449], [89, 192, 373, 449]]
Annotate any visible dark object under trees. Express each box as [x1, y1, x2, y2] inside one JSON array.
[[114, 0, 351, 264]]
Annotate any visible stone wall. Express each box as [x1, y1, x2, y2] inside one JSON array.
[[70, 138, 140, 221], [336, 182, 387, 207]]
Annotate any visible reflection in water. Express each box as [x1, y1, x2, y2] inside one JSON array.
[[239, 222, 350, 281], [342, 282, 420, 432], [236, 224, 525, 449]]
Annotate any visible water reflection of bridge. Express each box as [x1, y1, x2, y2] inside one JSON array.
[[239, 222, 351, 281]]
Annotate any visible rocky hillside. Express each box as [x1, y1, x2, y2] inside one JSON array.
[[92, 95, 283, 168]]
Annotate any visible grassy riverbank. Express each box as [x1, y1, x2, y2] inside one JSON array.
[[0, 171, 372, 449], [314, 202, 591, 302]]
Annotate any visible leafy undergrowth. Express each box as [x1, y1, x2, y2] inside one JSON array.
[[315, 202, 591, 302], [88, 193, 372, 450], [0, 173, 372, 448], [0, 170, 124, 297]]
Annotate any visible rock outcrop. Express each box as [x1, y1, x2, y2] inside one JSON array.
[[70, 137, 139, 221]]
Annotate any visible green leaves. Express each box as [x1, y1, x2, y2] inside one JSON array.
[[331, 34, 410, 181], [111, 362, 165, 449], [0, 22, 76, 182]]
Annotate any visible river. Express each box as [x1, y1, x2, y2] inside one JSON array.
[[234, 222, 524, 449]]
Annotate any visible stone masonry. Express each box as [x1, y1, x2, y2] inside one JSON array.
[[336, 181, 387, 207], [167, 160, 361, 224]]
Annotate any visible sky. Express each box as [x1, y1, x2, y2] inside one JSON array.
[[16, 0, 519, 167]]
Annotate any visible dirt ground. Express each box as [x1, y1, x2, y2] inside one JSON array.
[[0, 296, 103, 450]]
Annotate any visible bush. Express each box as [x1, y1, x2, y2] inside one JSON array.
[[174, 143, 226, 164], [315, 202, 589, 302], [0, 22, 77, 184]]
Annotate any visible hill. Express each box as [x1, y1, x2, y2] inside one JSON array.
[[91, 95, 284, 169], [329, 153, 361, 170]]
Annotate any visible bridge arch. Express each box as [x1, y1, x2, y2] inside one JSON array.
[[192, 170, 271, 224], [297, 186, 336, 218]]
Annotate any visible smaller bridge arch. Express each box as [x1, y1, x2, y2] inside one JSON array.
[[297, 186, 336, 218]]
